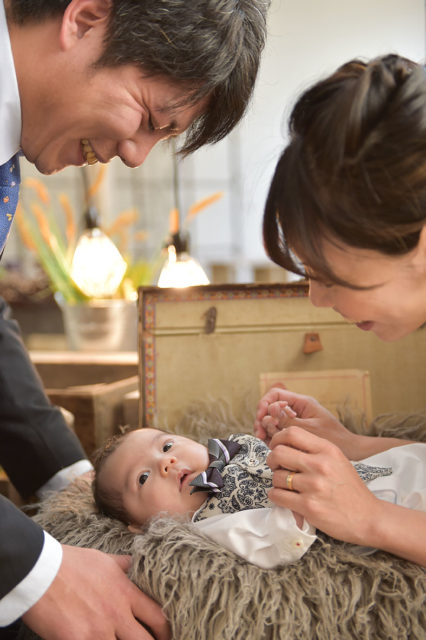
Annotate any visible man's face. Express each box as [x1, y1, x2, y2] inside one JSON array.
[[97, 429, 210, 529], [17, 10, 205, 174]]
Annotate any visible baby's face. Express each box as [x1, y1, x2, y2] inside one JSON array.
[[97, 429, 210, 528]]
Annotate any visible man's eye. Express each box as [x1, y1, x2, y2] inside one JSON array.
[[138, 471, 150, 486], [163, 441, 173, 453]]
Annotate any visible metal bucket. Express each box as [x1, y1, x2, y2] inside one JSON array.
[[56, 296, 137, 352]]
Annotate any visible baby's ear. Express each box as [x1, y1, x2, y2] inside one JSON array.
[[127, 523, 142, 534]]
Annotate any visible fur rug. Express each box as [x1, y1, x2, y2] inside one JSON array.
[[20, 405, 426, 640]]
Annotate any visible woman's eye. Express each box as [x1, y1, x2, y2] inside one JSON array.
[[309, 275, 334, 289], [138, 471, 150, 486], [162, 441, 173, 453]]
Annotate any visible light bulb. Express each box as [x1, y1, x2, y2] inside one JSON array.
[[71, 228, 127, 298], [157, 244, 209, 288]]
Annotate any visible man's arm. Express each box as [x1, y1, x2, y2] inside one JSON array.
[[0, 297, 89, 497], [0, 495, 48, 618], [0, 496, 169, 638]]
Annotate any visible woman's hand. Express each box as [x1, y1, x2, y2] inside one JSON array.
[[255, 387, 359, 457], [266, 426, 379, 545], [255, 387, 414, 460]]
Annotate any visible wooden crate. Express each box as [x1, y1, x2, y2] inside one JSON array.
[[30, 351, 139, 455], [138, 283, 426, 430]]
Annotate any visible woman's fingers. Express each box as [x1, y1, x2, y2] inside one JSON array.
[[265, 425, 380, 545], [255, 385, 287, 421], [272, 468, 300, 491], [268, 425, 332, 459]]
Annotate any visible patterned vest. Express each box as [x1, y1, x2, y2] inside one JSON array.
[[193, 433, 393, 523], [193, 434, 274, 522]]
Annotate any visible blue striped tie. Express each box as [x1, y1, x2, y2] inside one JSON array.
[[0, 152, 21, 256]]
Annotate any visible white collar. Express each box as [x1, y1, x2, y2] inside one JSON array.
[[0, 0, 21, 165]]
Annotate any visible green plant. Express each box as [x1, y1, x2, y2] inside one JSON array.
[[16, 169, 155, 303]]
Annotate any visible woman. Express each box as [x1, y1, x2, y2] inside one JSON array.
[[258, 53, 426, 566]]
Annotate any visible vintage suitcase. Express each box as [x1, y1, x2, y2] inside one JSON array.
[[138, 283, 426, 430]]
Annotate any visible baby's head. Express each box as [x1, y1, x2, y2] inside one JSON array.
[[93, 428, 209, 531]]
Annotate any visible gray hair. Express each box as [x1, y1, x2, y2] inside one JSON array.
[[9, 0, 271, 154]]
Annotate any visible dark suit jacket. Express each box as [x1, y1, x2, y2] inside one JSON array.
[[0, 296, 88, 598]]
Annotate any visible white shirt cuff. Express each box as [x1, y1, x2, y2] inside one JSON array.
[[36, 460, 93, 499], [0, 532, 62, 625]]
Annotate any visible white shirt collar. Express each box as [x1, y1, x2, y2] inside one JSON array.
[[0, 0, 22, 164]]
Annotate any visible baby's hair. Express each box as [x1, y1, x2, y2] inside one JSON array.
[[92, 429, 132, 524]]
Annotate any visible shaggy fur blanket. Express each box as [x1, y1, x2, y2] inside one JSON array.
[[20, 406, 426, 640]]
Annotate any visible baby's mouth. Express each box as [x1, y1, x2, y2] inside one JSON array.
[[179, 472, 189, 490], [81, 139, 98, 165]]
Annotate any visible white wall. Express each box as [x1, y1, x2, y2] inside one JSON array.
[[185, 0, 425, 280]]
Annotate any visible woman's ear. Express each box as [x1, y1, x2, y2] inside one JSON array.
[[60, 0, 112, 49]]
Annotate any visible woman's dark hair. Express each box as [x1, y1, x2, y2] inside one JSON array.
[[8, 0, 271, 155], [263, 54, 426, 286]]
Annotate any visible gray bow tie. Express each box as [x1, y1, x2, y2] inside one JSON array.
[[190, 438, 242, 494]]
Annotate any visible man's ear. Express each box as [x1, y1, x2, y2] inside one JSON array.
[[59, 0, 111, 49], [128, 523, 143, 534]]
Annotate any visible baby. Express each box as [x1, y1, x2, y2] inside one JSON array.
[[92, 428, 317, 569]]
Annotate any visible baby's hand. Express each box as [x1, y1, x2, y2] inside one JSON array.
[[256, 399, 297, 446], [262, 401, 298, 445], [254, 385, 288, 442]]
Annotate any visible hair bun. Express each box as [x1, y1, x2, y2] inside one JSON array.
[[341, 54, 418, 162], [290, 54, 424, 176]]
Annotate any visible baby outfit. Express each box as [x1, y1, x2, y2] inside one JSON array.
[[191, 433, 315, 568], [191, 434, 426, 569]]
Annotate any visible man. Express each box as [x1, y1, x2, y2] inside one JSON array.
[[0, 0, 270, 638]]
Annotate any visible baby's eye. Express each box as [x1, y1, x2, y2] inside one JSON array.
[[162, 441, 173, 453], [138, 471, 150, 486]]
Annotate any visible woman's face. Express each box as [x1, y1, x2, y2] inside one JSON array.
[[305, 229, 426, 342]]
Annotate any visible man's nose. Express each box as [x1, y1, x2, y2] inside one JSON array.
[[118, 134, 161, 168], [160, 455, 177, 477], [309, 279, 334, 308]]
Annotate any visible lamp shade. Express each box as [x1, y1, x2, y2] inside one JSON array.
[[157, 244, 209, 288], [71, 227, 127, 298]]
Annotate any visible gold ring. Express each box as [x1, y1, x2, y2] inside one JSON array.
[[286, 472, 295, 491]]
